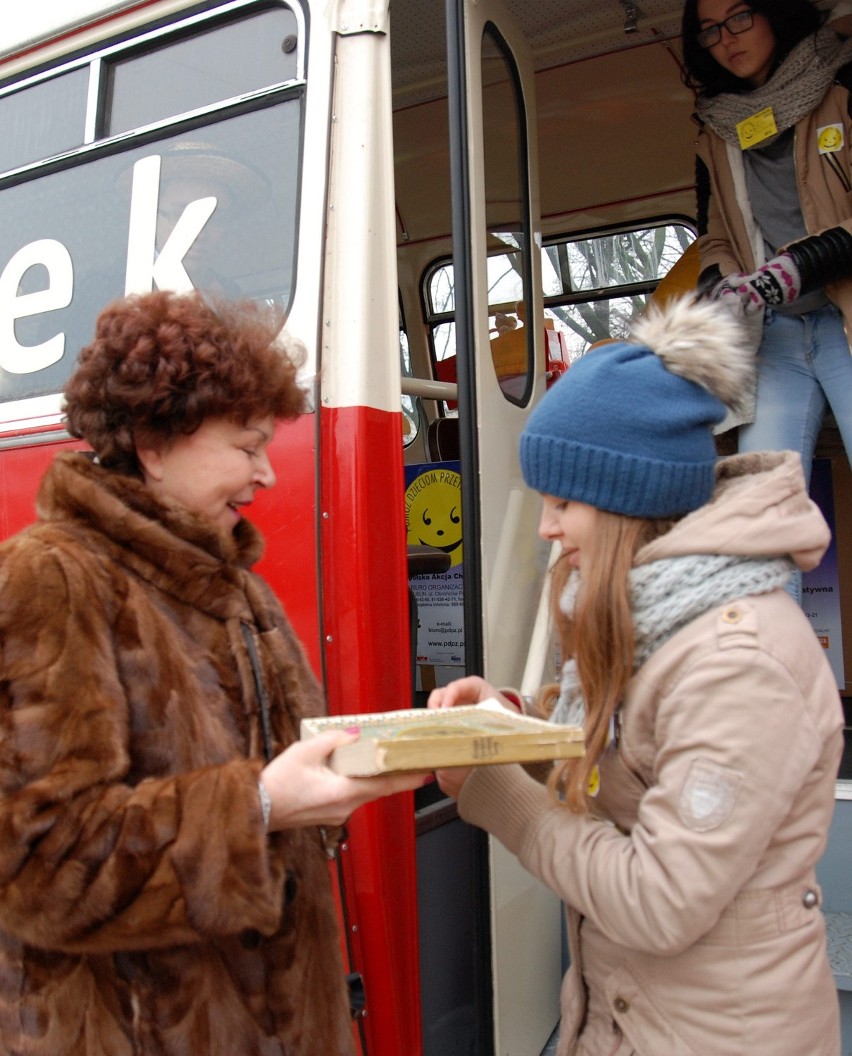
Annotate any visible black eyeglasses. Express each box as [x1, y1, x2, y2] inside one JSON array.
[[696, 9, 754, 49]]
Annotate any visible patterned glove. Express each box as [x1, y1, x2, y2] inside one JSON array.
[[712, 253, 802, 308]]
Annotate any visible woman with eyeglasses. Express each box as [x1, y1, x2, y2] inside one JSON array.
[[682, 0, 852, 595]]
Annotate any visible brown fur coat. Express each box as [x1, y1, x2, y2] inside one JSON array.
[[0, 452, 354, 1055]]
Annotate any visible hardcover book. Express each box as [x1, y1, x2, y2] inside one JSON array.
[[300, 698, 584, 776]]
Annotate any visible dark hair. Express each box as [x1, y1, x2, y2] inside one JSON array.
[[681, 0, 823, 95], [64, 290, 307, 476]]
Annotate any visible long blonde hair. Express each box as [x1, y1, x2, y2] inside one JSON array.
[[541, 510, 675, 813]]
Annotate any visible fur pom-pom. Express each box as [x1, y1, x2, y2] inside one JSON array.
[[629, 293, 756, 413]]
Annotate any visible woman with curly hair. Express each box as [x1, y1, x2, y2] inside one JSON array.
[[0, 290, 423, 1056], [429, 296, 842, 1055], [681, 0, 852, 598]]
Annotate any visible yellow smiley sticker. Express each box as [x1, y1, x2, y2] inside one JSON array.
[[818, 124, 844, 154], [405, 468, 464, 567], [736, 106, 778, 150]]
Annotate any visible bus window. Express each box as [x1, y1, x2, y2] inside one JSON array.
[[400, 323, 420, 447], [542, 222, 696, 359], [481, 24, 533, 407], [424, 221, 694, 412], [0, 1, 303, 430], [0, 68, 88, 174], [104, 6, 300, 135]]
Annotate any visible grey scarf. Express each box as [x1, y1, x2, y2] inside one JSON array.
[[551, 552, 793, 727], [696, 27, 852, 146]]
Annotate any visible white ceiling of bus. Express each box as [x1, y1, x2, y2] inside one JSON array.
[[390, 0, 838, 108], [390, 0, 687, 108], [390, 0, 698, 244]]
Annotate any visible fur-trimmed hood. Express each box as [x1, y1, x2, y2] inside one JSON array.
[[639, 449, 831, 573]]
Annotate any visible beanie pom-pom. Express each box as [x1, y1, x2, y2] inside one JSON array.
[[629, 293, 755, 414]]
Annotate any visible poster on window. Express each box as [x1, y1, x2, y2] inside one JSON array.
[[802, 457, 843, 689], [404, 461, 465, 688]]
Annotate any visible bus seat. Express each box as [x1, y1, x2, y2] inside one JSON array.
[[434, 319, 569, 413], [426, 416, 460, 462], [648, 240, 700, 307], [434, 357, 459, 410]]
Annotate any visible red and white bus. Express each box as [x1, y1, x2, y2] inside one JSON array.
[[1, 1, 849, 1052]]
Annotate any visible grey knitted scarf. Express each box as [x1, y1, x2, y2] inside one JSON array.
[[696, 27, 852, 146], [550, 552, 793, 727]]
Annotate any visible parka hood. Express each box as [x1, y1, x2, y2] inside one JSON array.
[[637, 450, 831, 572]]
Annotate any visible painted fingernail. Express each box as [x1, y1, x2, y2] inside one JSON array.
[[345, 726, 360, 735]]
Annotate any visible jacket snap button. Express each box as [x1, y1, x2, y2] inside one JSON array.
[[614, 997, 629, 1014], [802, 889, 819, 909], [721, 607, 743, 623]]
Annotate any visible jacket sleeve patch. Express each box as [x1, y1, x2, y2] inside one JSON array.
[[677, 758, 743, 831]]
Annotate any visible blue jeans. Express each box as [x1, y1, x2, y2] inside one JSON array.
[[738, 304, 852, 601], [738, 304, 852, 485]]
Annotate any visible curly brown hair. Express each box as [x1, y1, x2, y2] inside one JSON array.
[[64, 290, 308, 476]]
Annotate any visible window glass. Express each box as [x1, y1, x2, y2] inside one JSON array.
[[400, 327, 419, 447], [0, 69, 88, 174], [542, 224, 695, 359], [424, 221, 695, 406], [106, 7, 299, 134], [481, 26, 532, 406], [0, 102, 300, 407]]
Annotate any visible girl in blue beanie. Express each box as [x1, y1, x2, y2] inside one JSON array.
[[428, 294, 843, 1056]]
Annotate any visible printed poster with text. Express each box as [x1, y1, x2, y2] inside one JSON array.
[[404, 461, 464, 690], [802, 457, 843, 689]]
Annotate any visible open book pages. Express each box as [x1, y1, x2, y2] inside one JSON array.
[[300, 697, 585, 776]]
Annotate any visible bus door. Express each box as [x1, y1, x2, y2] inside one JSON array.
[[447, 1, 563, 1053]]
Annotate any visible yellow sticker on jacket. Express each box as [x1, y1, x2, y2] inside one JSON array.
[[736, 106, 778, 150], [817, 123, 845, 154]]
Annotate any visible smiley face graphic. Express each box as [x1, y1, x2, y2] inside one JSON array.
[[405, 470, 463, 566], [818, 124, 844, 154]]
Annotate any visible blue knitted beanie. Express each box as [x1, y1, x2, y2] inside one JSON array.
[[519, 296, 753, 518]]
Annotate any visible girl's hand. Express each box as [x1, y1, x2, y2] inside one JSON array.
[[427, 675, 502, 710], [434, 765, 472, 800], [260, 730, 427, 831], [428, 676, 516, 799]]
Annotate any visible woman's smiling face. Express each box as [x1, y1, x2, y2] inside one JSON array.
[[697, 0, 777, 87], [537, 494, 600, 576], [136, 415, 277, 532]]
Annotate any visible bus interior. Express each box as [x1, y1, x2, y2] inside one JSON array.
[[0, 1, 849, 1053]]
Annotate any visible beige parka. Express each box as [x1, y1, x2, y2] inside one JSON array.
[[458, 451, 843, 1056], [694, 72, 852, 340]]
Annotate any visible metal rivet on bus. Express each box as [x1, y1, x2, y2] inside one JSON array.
[[326, 635, 333, 642], [322, 511, 329, 519], [341, 842, 348, 852], [281, 35, 297, 53], [351, 924, 358, 932]]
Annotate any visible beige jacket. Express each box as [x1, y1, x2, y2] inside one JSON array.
[[459, 452, 843, 1056], [695, 75, 852, 340]]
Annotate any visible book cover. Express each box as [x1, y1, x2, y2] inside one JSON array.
[[300, 698, 584, 776]]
